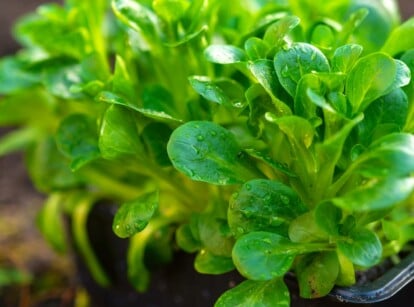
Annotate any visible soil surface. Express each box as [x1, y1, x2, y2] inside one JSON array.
[[1, 1, 414, 307]]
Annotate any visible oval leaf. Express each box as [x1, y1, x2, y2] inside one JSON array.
[[167, 121, 259, 185], [337, 228, 382, 267], [233, 232, 296, 280], [229, 179, 307, 237], [215, 279, 290, 307], [274, 42, 330, 97], [112, 191, 159, 238], [204, 45, 247, 64], [194, 250, 235, 275]]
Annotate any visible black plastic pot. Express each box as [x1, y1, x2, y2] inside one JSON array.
[[73, 203, 414, 307]]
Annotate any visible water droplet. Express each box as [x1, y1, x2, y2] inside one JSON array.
[[245, 184, 252, 191], [232, 192, 239, 200], [236, 227, 245, 235], [281, 65, 289, 77], [115, 224, 120, 230], [210, 130, 217, 137], [232, 101, 245, 108], [197, 135, 204, 141], [264, 194, 271, 202], [310, 52, 317, 61], [192, 145, 200, 154], [280, 195, 290, 205], [125, 224, 131, 231]]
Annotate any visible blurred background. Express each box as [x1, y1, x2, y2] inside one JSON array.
[[0, 1, 414, 307]]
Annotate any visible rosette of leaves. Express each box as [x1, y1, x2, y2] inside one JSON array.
[[1, 0, 414, 306]]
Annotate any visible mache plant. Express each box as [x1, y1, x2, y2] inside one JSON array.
[[1, 0, 414, 305]]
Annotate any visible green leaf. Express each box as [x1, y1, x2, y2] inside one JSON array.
[[0, 128, 40, 157], [189, 76, 244, 107], [314, 202, 342, 236], [0, 268, 32, 287], [204, 45, 247, 64], [332, 44, 363, 73], [198, 216, 234, 256], [356, 133, 414, 178], [37, 194, 67, 253], [274, 42, 330, 97], [232, 232, 295, 280], [333, 176, 414, 212], [153, 0, 190, 22], [0, 89, 54, 126], [112, 191, 159, 238], [244, 149, 296, 177], [167, 121, 259, 185], [296, 252, 339, 298], [0, 57, 38, 94], [112, 0, 160, 36], [263, 15, 300, 50], [288, 212, 327, 243], [244, 37, 269, 60], [176, 223, 201, 253], [141, 122, 172, 167], [337, 228, 382, 267], [26, 137, 84, 192], [382, 18, 414, 56], [56, 114, 101, 171], [97, 91, 183, 122], [229, 179, 307, 238], [248, 59, 292, 115], [194, 250, 235, 274], [336, 250, 356, 287], [268, 115, 315, 148], [215, 279, 290, 307], [357, 88, 408, 145], [99, 104, 144, 160], [346, 53, 398, 114]]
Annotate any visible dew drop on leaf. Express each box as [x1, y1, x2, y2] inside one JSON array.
[[197, 135, 205, 141], [280, 195, 290, 205], [245, 184, 252, 191], [210, 130, 217, 136]]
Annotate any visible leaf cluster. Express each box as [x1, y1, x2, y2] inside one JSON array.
[[1, 0, 414, 305]]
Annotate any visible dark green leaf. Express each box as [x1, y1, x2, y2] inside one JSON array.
[[113, 191, 159, 238], [337, 228, 382, 267], [229, 179, 307, 238], [97, 91, 182, 122], [56, 114, 100, 171], [141, 122, 172, 166], [194, 250, 235, 274], [274, 42, 330, 97], [99, 104, 144, 160], [346, 53, 398, 114], [233, 232, 295, 280], [176, 223, 201, 253], [189, 76, 244, 107], [0, 57, 38, 94], [167, 121, 259, 185], [296, 252, 339, 298], [314, 202, 342, 236], [215, 279, 290, 307], [333, 176, 414, 212]]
